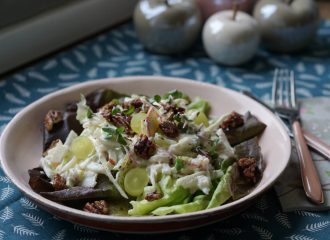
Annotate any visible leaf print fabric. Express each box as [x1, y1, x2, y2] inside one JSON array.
[[0, 20, 330, 239]]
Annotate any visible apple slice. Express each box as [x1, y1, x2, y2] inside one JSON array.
[[145, 107, 160, 137]]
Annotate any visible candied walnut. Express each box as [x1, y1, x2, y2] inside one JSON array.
[[220, 111, 244, 131], [111, 114, 132, 134], [44, 110, 63, 131], [130, 99, 143, 109], [99, 103, 133, 134], [159, 121, 179, 138], [134, 135, 156, 159], [238, 157, 259, 183], [121, 99, 144, 113], [163, 104, 185, 114], [83, 200, 109, 215], [53, 174, 67, 191], [99, 102, 116, 122], [145, 192, 162, 201]]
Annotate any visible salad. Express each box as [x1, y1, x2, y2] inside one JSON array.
[[28, 89, 266, 216]]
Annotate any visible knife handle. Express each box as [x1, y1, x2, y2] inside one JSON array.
[[304, 130, 330, 160], [293, 121, 324, 205]]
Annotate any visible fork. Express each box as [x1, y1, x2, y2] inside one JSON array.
[[241, 91, 330, 160], [272, 69, 324, 205]]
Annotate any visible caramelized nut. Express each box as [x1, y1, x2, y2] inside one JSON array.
[[53, 174, 67, 191], [111, 114, 132, 133], [130, 99, 143, 109], [238, 157, 259, 183], [99, 103, 133, 134], [99, 102, 116, 122], [159, 121, 179, 138], [83, 200, 109, 215], [44, 110, 63, 131], [220, 111, 244, 131], [134, 135, 156, 159], [145, 192, 162, 201]]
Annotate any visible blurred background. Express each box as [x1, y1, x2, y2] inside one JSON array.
[[319, 0, 330, 18], [0, 0, 329, 75]]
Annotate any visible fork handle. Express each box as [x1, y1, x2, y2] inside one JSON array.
[[292, 121, 324, 205]]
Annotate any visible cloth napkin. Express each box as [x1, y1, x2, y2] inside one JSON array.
[[274, 97, 330, 212]]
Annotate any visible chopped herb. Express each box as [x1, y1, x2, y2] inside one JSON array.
[[175, 158, 184, 171], [174, 113, 188, 124], [207, 138, 220, 159], [116, 127, 125, 134], [102, 127, 127, 145], [102, 127, 116, 140], [123, 106, 135, 115], [208, 149, 219, 160], [117, 134, 127, 145], [154, 95, 161, 103], [112, 107, 121, 115], [164, 90, 183, 100], [87, 108, 93, 118], [173, 113, 182, 122]]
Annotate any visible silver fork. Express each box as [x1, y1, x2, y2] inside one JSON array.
[[272, 69, 324, 205]]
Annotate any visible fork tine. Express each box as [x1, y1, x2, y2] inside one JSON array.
[[284, 69, 291, 107], [272, 68, 279, 106], [290, 70, 297, 108], [278, 69, 284, 106]]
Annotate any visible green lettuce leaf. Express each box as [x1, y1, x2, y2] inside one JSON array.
[[220, 156, 236, 172], [128, 176, 190, 216], [152, 195, 209, 216], [187, 97, 210, 114], [206, 166, 233, 209]]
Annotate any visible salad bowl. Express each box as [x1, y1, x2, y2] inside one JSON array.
[[0, 76, 291, 233]]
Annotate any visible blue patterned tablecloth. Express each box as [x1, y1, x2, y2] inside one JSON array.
[[0, 20, 330, 240]]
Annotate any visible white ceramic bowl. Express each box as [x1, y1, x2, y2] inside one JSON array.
[[0, 76, 291, 233]]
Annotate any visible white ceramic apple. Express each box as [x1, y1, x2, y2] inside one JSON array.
[[203, 10, 260, 66], [134, 0, 202, 54], [253, 0, 319, 52]]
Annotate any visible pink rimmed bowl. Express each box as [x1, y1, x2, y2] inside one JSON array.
[[0, 76, 291, 233]]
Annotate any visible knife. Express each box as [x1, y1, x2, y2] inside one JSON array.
[[242, 90, 330, 160]]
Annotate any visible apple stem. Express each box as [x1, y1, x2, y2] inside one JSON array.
[[232, 2, 239, 21]]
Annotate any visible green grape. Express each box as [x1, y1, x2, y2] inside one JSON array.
[[194, 112, 209, 127], [130, 112, 147, 134], [124, 168, 149, 197], [70, 136, 95, 160]]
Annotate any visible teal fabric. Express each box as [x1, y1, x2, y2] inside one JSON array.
[[0, 20, 330, 239]]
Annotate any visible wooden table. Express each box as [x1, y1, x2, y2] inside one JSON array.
[[318, 0, 330, 19]]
